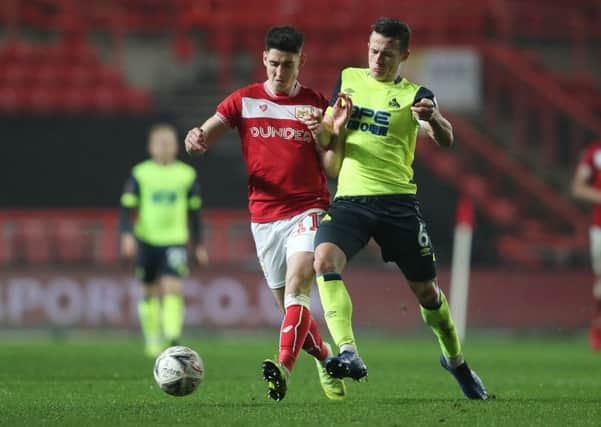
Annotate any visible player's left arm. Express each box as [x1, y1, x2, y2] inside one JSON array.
[[411, 88, 454, 148], [315, 131, 346, 178], [572, 162, 601, 204], [302, 93, 353, 177], [187, 179, 209, 267], [119, 175, 139, 258]]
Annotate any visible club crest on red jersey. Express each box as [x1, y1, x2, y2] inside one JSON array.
[[295, 106, 315, 120]]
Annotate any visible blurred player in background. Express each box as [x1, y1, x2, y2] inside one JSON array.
[[310, 17, 488, 399], [572, 139, 601, 351], [185, 26, 350, 401], [120, 124, 209, 357]]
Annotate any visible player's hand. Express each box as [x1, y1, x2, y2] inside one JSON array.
[[120, 233, 137, 259], [300, 109, 324, 135], [411, 98, 438, 122], [331, 92, 353, 135], [194, 244, 209, 268], [185, 127, 209, 156]]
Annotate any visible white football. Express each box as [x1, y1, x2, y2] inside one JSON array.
[[153, 346, 204, 396]]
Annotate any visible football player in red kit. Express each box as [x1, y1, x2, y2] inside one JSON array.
[[184, 26, 351, 400], [572, 139, 601, 351]]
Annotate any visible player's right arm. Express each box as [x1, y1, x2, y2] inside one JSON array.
[[185, 90, 242, 155], [572, 159, 601, 204], [411, 87, 454, 148], [119, 174, 139, 258], [185, 116, 228, 156]]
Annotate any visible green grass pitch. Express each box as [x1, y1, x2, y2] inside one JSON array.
[[0, 335, 600, 426]]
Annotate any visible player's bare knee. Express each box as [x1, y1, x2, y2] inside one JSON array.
[[314, 244, 345, 274], [144, 283, 161, 298], [410, 280, 440, 307], [418, 291, 439, 308], [313, 257, 334, 275], [286, 252, 315, 295], [285, 271, 314, 296], [283, 264, 312, 307], [162, 276, 183, 295]]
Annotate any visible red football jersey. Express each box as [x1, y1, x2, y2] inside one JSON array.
[[216, 81, 330, 223], [579, 141, 601, 226]]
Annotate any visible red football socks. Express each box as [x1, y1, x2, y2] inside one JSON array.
[[279, 304, 314, 372], [303, 316, 328, 361]]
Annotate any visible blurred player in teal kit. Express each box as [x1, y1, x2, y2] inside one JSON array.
[[120, 123, 209, 357]]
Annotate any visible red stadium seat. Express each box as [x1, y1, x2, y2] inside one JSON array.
[[173, 33, 196, 63], [0, 35, 152, 114], [0, 63, 28, 87], [29, 88, 61, 114], [64, 65, 95, 88], [0, 88, 18, 111], [95, 68, 123, 88], [31, 66, 63, 88], [14, 88, 34, 111], [485, 198, 518, 226], [62, 88, 93, 113], [92, 87, 118, 113], [462, 175, 488, 202], [20, 220, 51, 264], [0, 40, 34, 64], [121, 90, 153, 114], [55, 219, 86, 262], [55, 38, 100, 66]]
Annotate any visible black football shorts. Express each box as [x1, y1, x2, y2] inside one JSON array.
[[314, 195, 437, 282], [136, 240, 188, 284]]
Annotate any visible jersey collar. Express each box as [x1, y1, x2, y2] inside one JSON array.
[[366, 70, 404, 86], [263, 80, 301, 98]]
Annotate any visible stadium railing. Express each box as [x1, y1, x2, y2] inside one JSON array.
[[417, 120, 589, 269], [482, 43, 601, 171]]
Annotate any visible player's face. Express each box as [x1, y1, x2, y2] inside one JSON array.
[[367, 32, 409, 82], [263, 49, 303, 95], [149, 129, 178, 164]]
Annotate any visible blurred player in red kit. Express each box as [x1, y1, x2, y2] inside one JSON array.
[[572, 139, 601, 351], [184, 25, 352, 400]]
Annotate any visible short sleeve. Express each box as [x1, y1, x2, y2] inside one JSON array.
[[317, 92, 329, 115], [579, 146, 595, 169], [329, 73, 342, 107], [216, 90, 242, 128], [414, 86, 436, 106], [120, 175, 139, 207], [187, 179, 202, 210], [324, 74, 342, 117], [413, 86, 439, 127]]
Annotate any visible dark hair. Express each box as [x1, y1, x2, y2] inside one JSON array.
[[371, 17, 411, 51], [265, 26, 304, 53]]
